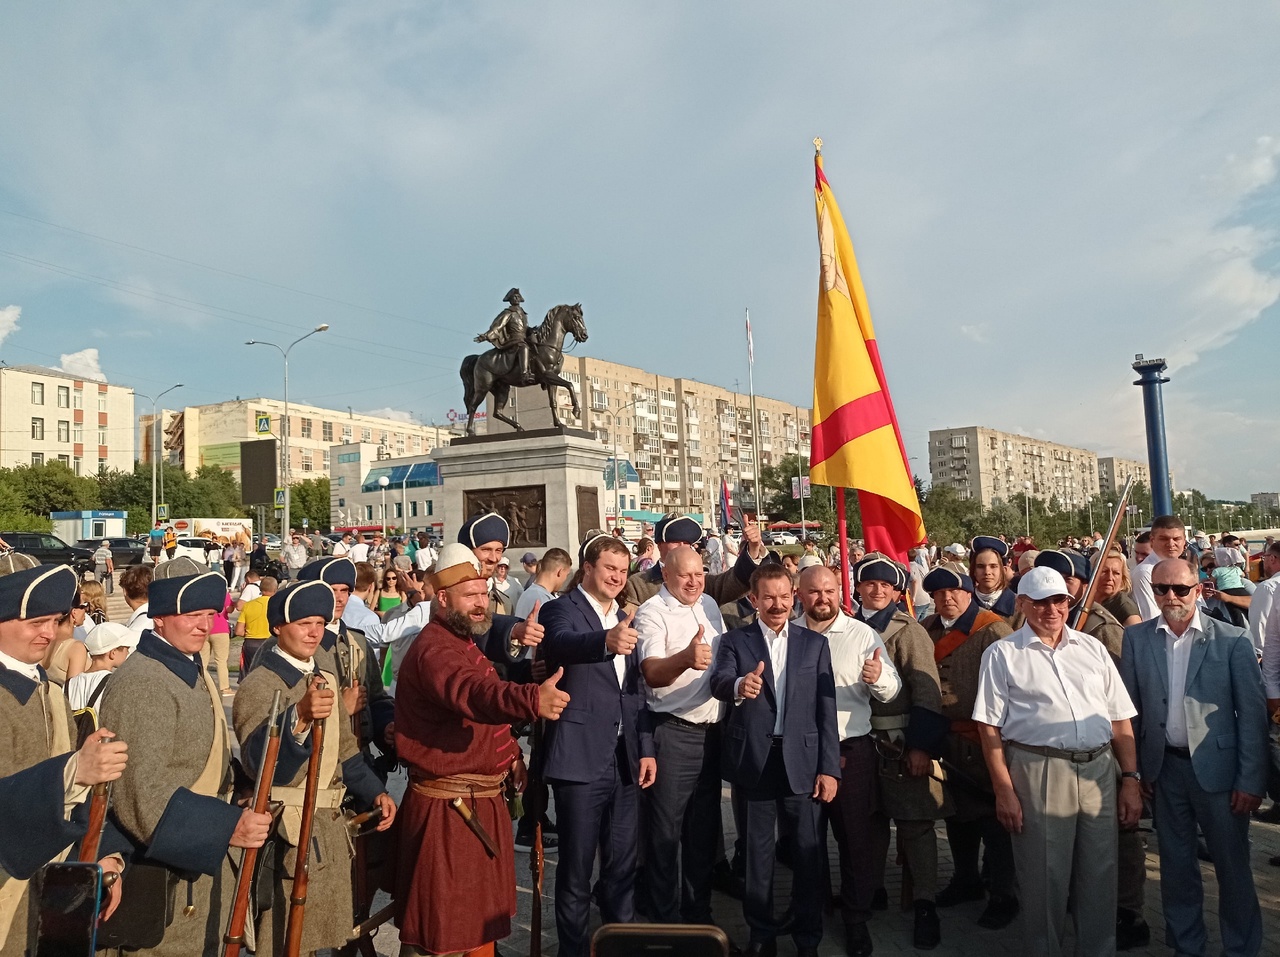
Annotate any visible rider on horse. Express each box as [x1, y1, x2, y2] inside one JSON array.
[[475, 287, 533, 384]]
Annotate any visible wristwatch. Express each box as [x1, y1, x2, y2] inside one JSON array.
[[1121, 770, 1142, 782]]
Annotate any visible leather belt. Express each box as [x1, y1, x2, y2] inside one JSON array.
[[1164, 745, 1192, 760], [1006, 740, 1112, 763], [870, 714, 909, 731], [410, 771, 507, 800], [654, 712, 717, 731]]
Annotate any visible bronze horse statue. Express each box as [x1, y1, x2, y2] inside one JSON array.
[[460, 303, 587, 435]]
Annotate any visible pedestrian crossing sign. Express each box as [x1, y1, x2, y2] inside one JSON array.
[[274, 488, 285, 507], [157, 503, 169, 520], [256, 415, 271, 435]]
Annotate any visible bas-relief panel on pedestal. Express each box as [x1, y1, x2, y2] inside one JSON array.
[[464, 486, 547, 548]]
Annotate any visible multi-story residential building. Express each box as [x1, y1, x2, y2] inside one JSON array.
[[1251, 492, 1280, 509], [140, 399, 460, 482], [486, 356, 811, 520], [327, 443, 445, 536], [928, 426, 1100, 509], [1097, 457, 1150, 497], [0, 366, 134, 474]]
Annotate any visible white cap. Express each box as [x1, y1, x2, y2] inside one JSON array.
[[944, 543, 967, 557], [1017, 567, 1070, 601], [497, 555, 511, 567], [796, 554, 825, 571], [84, 621, 140, 656]]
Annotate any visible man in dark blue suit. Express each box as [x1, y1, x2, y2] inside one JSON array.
[[710, 563, 840, 957], [540, 535, 657, 957]]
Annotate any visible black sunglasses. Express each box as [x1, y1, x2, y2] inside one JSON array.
[[1153, 583, 1196, 597]]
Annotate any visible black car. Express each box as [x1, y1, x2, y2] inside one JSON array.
[[1, 532, 94, 574], [76, 537, 147, 566]]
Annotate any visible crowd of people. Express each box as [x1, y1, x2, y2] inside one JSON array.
[[2, 510, 1277, 957]]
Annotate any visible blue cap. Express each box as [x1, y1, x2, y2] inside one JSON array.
[[149, 572, 228, 617], [0, 565, 77, 622], [655, 515, 702, 544], [1035, 549, 1089, 582], [970, 536, 1010, 560], [853, 555, 902, 588], [458, 512, 509, 549], [922, 567, 974, 594], [267, 580, 336, 629], [297, 556, 356, 589]]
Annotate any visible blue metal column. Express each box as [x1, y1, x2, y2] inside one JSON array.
[[1132, 354, 1172, 518]]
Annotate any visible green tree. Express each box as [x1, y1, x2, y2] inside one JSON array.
[[290, 477, 331, 530]]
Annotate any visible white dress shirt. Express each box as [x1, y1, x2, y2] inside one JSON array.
[[1156, 609, 1203, 748], [1248, 571, 1280, 656], [126, 603, 154, 637], [635, 585, 726, 724], [1132, 552, 1162, 621], [736, 620, 790, 735], [809, 611, 901, 739], [973, 624, 1137, 750], [578, 585, 624, 687], [0, 648, 42, 681]]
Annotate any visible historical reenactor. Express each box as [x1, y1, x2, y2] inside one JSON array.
[[393, 544, 570, 956], [99, 560, 273, 957], [540, 535, 657, 957], [973, 567, 1141, 957], [710, 564, 839, 957], [918, 567, 1018, 930], [634, 545, 728, 925], [853, 555, 950, 950], [0, 559, 128, 956], [620, 514, 767, 614], [795, 564, 901, 957], [969, 536, 1018, 621], [475, 287, 533, 384], [233, 580, 396, 957]]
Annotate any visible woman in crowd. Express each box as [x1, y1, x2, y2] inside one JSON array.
[[375, 568, 404, 616], [205, 589, 234, 695], [1094, 546, 1142, 627]]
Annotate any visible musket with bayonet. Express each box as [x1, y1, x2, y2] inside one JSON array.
[[1070, 475, 1135, 630]]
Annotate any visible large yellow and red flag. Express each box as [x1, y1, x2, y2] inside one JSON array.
[[810, 144, 925, 561]]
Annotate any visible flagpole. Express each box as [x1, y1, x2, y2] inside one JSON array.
[[836, 488, 852, 613], [745, 309, 762, 521]]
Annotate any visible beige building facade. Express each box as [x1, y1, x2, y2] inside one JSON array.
[[487, 355, 811, 520], [928, 426, 1100, 509], [0, 366, 134, 474], [1097, 456, 1150, 497], [141, 398, 458, 481]]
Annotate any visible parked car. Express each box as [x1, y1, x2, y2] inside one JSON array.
[[172, 537, 222, 566], [1, 532, 94, 574], [76, 537, 147, 566], [770, 531, 800, 545]]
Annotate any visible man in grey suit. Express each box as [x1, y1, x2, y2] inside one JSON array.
[[1119, 557, 1268, 957]]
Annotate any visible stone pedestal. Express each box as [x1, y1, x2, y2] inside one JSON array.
[[433, 429, 609, 556]]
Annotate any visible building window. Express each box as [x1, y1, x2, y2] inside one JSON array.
[[73, 389, 83, 410], [425, 501, 433, 516], [394, 502, 403, 519], [98, 458, 107, 472], [301, 450, 313, 472], [342, 425, 352, 441], [73, 425, 83, 443], [98, 396, 107, 412], [31, 417, 44, 440], [410, 501, 418, 517], [57, 420, 70, 442], [321, 450, 330, 471], [57, 454, 70, 467], [380, 432, 388, 445], [57, 385, 70, 408], [361, 428, 371, 442], [337, 451, 359, 464], [98, 428, 107, 445], [365, 505, 374, 521], [300, 418, 313, 439], [31, 383, 44, 405], [73, 457, 81, 476], [322, 421, 333, 442]]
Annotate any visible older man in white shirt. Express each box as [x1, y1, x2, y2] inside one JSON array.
[[1132, 516, 1189, 621], [636, 545, 728, 925], [1249, 542, 1280, 658], [974, 567, 1142, 957], [796, 564, 900, 957]]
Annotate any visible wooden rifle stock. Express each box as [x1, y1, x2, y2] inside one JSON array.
[[78, 734, 115, 863], [343, 642, 379, 957], [223, 690, 284, 957], [528, 644, 545, 957], [283, 678, 328, 957], [1072, 475, 1135, 629]]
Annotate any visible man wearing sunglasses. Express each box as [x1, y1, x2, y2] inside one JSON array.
[[973, 566, 1142, 957], [1119, 558, 1267, 957]]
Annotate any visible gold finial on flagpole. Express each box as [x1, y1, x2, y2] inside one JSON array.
[[813, 136, 823, 154]]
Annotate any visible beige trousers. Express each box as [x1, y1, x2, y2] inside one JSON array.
[[1007, 746, 1117, 957], [204, 632, 231, 692]]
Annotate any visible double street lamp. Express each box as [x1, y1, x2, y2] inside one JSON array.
[[137, 383, 184, 527], [246, 325, 329, 535]]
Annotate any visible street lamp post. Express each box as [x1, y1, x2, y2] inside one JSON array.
[[605, 395, 644, 528], [246, 324, 329, 536], [378, 475, 390, 538], [1109, 502, 1115, 530], [141, 384, 184, 527], [1024, 481, 1032, 537]]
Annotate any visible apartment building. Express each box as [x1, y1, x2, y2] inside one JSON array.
[[487, 356, 811, 519], [1097, 457, 1150, 497], [1252, 492, 1280, 509], [929, 426, 1100, 508], [0, 366, 134, 474], [140, 398, 460, 481]]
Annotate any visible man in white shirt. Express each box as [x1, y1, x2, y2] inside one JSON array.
[[973, 567, 1142, 957], [515, 548, 571, 620], [796, 564, 899, 957], [120, 563, 155, 637], [1248, 542, 1280, 657], [1120, 557, 1267, 957], [1132, 515, 1188, 621], [635, 546, 730, 924], [348, 536, 371, 564]]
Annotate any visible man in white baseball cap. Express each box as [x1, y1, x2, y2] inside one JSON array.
[[972, 567, 1141, 957], [66, 622, 139, 711]]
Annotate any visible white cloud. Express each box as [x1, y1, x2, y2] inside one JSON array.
[[958, 323, 990, 343], [58, 348, 106, 381], [361, 407, 417, 424], [0, 305, 21, 349]]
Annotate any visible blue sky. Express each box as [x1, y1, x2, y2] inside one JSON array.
[[2, 2, 1277, 498]]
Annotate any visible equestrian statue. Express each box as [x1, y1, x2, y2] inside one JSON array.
[[461, 288, 587, 436]]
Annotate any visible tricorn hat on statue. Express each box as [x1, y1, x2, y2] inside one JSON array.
[[504, 287, 523, 304]]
